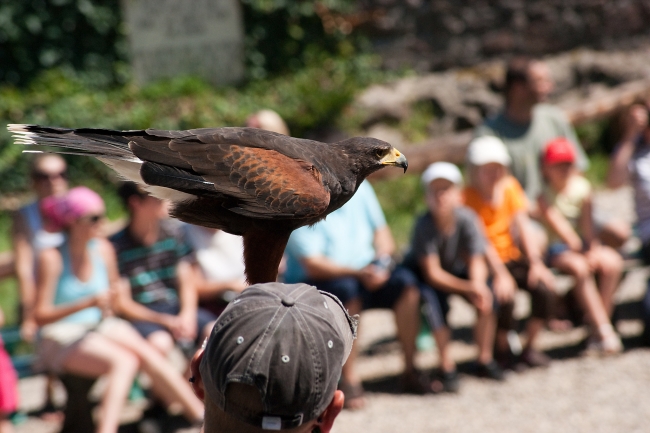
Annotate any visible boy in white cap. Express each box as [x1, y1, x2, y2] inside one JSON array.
[[403, 162, 504, 393], [464, 136, 556, 368]]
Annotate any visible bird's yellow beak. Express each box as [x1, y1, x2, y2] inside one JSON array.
[[380, 148, 408, 173]]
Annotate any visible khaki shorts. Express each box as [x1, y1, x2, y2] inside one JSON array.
[[36, 317, 124, 374]]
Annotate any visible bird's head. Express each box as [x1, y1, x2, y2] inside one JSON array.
[[338, 137, 408, 179]]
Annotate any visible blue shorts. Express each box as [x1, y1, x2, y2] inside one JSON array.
[[418, 273, 499, 331], [305, 266, 417, 309], [130, 300, 217, 345], [546, 242, 571, 264]]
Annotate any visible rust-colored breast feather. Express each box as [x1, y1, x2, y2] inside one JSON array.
[[215, 146, 330, 218]]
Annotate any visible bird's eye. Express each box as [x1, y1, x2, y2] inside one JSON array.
[[375, 149, 384, 158]]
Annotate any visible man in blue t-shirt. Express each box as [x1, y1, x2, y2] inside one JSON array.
[[284, 181, 423, 408]]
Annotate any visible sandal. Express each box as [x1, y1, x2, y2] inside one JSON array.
[[586, 333, 623, 355], [401, 370, 430, 395], [338, 380, 366, 410], [430, 369, 460, 394]]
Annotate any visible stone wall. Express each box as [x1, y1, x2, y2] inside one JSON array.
[[356, 0, 650, 71]]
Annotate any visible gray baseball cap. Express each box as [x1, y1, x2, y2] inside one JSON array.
[[199, 282, 358, 430]]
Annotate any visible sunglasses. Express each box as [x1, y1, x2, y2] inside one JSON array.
[[33, 171, 67, 181], [80, 214, 105, 224]]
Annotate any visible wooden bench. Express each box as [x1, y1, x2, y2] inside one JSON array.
[[2, 325, 97, 433]]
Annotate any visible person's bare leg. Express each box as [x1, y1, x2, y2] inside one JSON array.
[[599, 220, 630, 250], [103, 322, 204, 422], [495, 329, 509, 354], [524, 318, 545, 352], [593, 246, 623, 317], [62, 334, 140, 433], [393, 285, 420, 375], [341, 297, 364, 409], [147, 330, 175, 357], [0, 418, 14, 433], [40, 374, 64, 422], [475, 310, 497, 365], [552, 252, 611, 332], [432, 327, 455, 373]]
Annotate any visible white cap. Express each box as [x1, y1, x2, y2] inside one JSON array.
[[466, 136, 511, 166], [421, 162, 463, 188]]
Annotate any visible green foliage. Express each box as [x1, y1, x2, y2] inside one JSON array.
[[584, 153, 610, 187], [575, 118, 610, 155], [1, 0, 363, 86], [0, 278, 18, 326], [373, 174, 427, 251], [398, 101, 436, 144], [0, 0, 126, 86], [575, 119, 614, 186], [242, 0, 359, 80]]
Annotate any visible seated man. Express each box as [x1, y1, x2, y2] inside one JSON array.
[[403, 162, 504, 393], [283, 181, 423, 408], [189, 282, 356, 433], [110, 182, 216, 357], [183, 224, 247, 317]]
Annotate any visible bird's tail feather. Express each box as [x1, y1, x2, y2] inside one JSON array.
[[8, 124, 139, 161]]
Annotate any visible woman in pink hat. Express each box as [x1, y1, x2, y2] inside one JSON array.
[[34, 186, 203, 433]]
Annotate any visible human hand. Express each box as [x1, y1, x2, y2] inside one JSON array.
[[493, 271, 516, 303], [623, 104, 648, 141], [94, 292, 112, 316], [527, 261, 555, 292], [174, 312, 198, 341], [469, 281, 493, 314], [358, 265, 390, 291], [566, 235, 583, 253], [20, 318, 38, 342], [165, 315, 186, 341]]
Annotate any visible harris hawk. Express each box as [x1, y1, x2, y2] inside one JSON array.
[[9, 125, 407, 284]]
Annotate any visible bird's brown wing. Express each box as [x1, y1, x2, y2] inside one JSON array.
[[130, 133, 330, 219]]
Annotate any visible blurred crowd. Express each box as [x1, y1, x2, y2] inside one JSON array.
[[1, 57, 650, 431]]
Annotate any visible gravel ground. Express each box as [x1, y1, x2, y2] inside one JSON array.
[[13, 186, 650, 433], [333, 349, 650, 433]]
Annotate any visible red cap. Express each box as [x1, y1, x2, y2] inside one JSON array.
[[543, 137, 576, 165]]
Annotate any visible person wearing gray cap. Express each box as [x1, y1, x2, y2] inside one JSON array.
[[189, 282, 358, 433]]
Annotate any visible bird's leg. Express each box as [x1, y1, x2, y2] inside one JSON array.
[[242, 229, 291, 285]]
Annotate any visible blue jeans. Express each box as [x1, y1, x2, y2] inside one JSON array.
[[305, 266, 417, 310]]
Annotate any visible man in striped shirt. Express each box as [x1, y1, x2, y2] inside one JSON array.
[[110, 182, 216, 357]]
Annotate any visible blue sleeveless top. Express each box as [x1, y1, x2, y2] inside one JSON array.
[[54, 239, 108, 324]]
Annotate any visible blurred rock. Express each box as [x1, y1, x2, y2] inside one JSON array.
[[354, 0, 650, 72], [353, 46, 650, 141]]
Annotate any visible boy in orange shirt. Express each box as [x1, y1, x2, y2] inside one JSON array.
[[464, 136, 556, 368]]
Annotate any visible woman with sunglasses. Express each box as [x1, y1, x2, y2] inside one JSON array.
[[12, 154, 68, 342], [34, 186, 203, 433]]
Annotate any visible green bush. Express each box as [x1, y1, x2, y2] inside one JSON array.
[[0, 0, 126, 86], [373, 173, 426, 251], [242, 0, 358, 80], [0, 0, 361, 86]]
